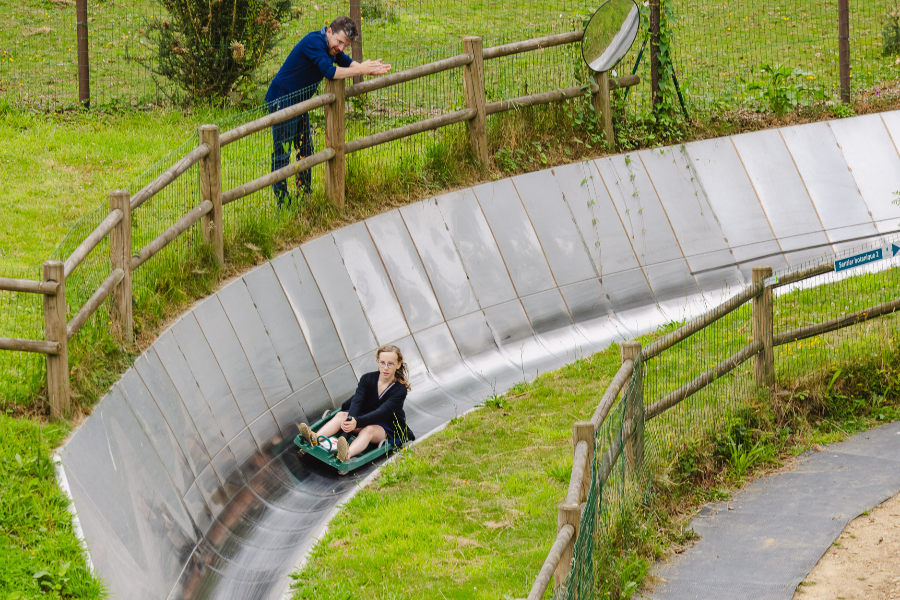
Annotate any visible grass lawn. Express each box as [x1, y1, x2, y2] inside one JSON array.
[[290, 268, 900, 600], [0, 106, 236, 272], [0, 414, 104, 599]]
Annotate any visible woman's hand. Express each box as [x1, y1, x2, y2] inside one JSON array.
[[340, 417, 357, 433]]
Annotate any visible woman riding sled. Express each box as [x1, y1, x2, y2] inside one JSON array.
[[297, 344, 414, 462]]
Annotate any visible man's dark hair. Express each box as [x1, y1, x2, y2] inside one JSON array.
[[329, 16, 359, 41]]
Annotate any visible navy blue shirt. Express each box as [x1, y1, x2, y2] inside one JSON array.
[[340, 372, 413, 440], [266, 27, 353, 102]]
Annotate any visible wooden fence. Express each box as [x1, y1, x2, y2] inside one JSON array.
[[520, 262, 900, 599], [0, 29, 640, 419]]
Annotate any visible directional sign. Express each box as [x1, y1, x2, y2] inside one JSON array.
[[835, 248, 883, 272], [893, 243, 900, 257]]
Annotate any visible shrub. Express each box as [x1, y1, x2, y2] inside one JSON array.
[[361, 0, 399, 23], [142, 0, 292, 101]]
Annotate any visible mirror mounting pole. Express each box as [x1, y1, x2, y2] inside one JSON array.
[[650, 0, 660, 108]]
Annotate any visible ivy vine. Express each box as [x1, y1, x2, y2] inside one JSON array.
[[640, 0, 685, 137]]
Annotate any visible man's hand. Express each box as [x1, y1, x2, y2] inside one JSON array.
[[359, 59, 392, 76], [340, 417, 358, 432], [334, 59, 392, 81]]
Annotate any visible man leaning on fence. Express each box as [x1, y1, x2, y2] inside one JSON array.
[[265, 16, 392, 207]]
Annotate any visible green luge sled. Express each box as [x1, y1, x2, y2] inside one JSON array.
[[293, 410, 396, 475]]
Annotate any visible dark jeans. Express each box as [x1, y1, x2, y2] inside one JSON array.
[[268, 96, 314, 206]]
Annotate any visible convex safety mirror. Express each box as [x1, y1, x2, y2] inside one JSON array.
[[582, 0, 640, 73]]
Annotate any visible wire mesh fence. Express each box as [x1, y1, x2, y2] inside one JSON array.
[[0, 266, 46, 407], [5, 0, 896, 113], [668, 0, 896, 117], [551, 237, 900, 600]]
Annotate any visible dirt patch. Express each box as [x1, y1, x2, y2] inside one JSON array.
[[793, 491, 900, 600]]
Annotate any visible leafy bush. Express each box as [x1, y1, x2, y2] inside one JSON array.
[[745, 62, 827, 115], [142, 0, 292, 101], [883, 3, 900, 56], [361, 0, 399, 23]]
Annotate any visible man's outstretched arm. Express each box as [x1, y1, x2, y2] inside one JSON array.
[[332, 59, 392, 80]]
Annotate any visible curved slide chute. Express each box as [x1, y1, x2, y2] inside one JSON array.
[[57, 112, 900, 600]]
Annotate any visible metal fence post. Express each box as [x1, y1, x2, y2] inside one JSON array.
[[43, 260, 70, 419], [838, 0, 851, 104], [462, 36, 490, 170], [324, 78, 346, 207], [199, 125, 224, 267], [109, 190, 133, 344], [752, 266, 775, 391], [75, 0, 90, 106], [555, 503, 581, 590], [649, 0, 660, 109], [350, 0, 364, 86], [621, 341, 643, 472]]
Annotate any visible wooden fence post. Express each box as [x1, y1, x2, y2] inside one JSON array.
[[621, 341, 643, 472], [43, 260, 70, 420], [573, 421, 595, 503], [592, 71, 615, 151], [199, 125, 224, 267], [75, 0, 90, 106], [555, 503, 581, 590], [649, 0, 660, 109], [838, 0, 850, 104], [109, 190, 133, 344], [324, 78, 346, 207], [752, 266, 775, 391], [350, 0, 363, 86], [462, 36, 489, 170]]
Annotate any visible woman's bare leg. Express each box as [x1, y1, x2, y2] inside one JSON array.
[[314, 411, 348, 438], [346, 425, 386, 458]]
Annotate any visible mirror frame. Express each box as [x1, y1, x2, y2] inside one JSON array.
[[581, 0, 641, 74]]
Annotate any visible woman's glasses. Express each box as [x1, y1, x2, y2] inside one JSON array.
[[377, 360, 396, 369]]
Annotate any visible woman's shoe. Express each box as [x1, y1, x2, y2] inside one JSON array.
[[336, 437, 350, 462], [297, 423, 316, 445]]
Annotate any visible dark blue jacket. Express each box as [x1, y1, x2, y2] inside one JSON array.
[[265, 27, 353, 103], [341, 372, 414, 440]]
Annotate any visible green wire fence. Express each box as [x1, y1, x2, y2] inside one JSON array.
[[2, 0, 897, 113], [528, 240, 900, 600]]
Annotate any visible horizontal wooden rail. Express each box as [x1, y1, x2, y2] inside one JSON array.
[[345, 108, 476, 154], [645, 340, 763, 420], [774, 297, 900, 347], [486, 75, 640, 116], [772, 263, 834, 289], [66, 268, 124, 339], [643, 280, 765, 360], [610, 74, 641, 90], [221, 149, 335, 205], [0, 277, 58, 295], [591, 359, 633, 430], [484, 30, 584, 60], [346, 53, 472, 98], [526, 524, 576, 600], [565, 440, 590, 505], [487, 83, 597, 115], [64, 209, 123, 278], [131, 201, 213, 270], [219, 93, 336, 146], [131, 144, 210, 210], [0, 337, 60, 354]]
